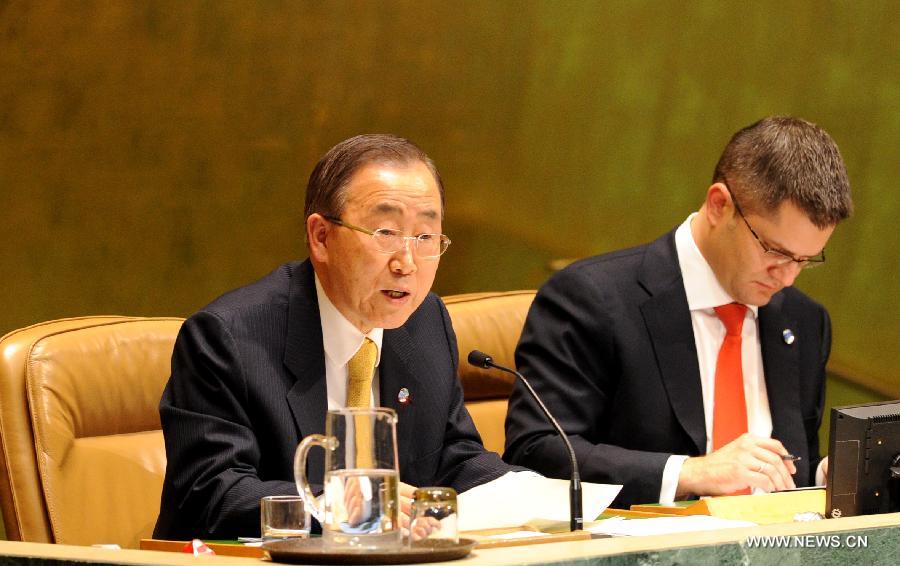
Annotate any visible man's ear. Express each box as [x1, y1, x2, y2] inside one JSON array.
[[307, 214, 330, 262], [704, 182, 732, 227]]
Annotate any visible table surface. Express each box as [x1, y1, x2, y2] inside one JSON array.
[[1, 512, 898, 565]]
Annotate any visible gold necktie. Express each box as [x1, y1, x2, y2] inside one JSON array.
[[347, 338, 377, 469], [346, 338, 377, 408]]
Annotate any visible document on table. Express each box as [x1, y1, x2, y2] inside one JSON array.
[[588, 515, 757, 537], [457, 472, 622, 531]]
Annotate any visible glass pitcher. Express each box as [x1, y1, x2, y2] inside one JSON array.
[[294, 407, 401, 551]]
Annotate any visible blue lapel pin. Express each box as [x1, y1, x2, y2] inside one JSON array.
[[782, 329, 795, 345], [397, 387, 410, 405]]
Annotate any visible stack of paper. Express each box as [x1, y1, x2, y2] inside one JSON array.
[[457, 472, 622, 532], [589, 515, 757, 537]]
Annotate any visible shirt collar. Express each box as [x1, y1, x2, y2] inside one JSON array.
[[314, 274, 384, 368], [674, 213, 758, 317]]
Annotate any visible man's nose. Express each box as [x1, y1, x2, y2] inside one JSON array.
[[770, 261, 802, 287], [390, 239, 417, 275]]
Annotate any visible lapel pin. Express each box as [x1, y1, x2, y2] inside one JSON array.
[[397, 387, 410, 405], [782, 329, 795, 345]]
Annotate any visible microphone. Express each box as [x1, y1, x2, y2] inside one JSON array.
[[468, 350, 583, 531]]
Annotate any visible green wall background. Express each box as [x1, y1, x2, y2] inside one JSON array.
[[0, 0, 897, 470]]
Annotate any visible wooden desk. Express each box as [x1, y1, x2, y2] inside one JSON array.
[[1, 512, 899, 565]]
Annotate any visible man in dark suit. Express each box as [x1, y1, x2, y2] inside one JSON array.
[[504, 117, 853, 508], [154, 134, 515, 539]]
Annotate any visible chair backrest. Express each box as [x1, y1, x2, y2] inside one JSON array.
[[0, 316, 182, 548], [443, 291, 536, 454], [0, 292, 534, 546]]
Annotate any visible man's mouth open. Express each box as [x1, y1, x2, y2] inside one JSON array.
[[382, 290, 410, 299]]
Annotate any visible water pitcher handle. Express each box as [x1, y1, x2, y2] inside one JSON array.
[[293, 434, 331, 522]]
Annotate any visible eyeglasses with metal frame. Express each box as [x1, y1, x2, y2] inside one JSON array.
[[725, 185, 825, 269], [324, 216, 451, 258]]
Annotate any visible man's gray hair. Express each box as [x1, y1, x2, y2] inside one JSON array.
[[304, 134, 444, 221]]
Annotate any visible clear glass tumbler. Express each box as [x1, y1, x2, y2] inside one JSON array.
[[260, 495, 310, 541], [409, 487, 458, 546]]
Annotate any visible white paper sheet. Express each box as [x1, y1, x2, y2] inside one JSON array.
[[485, 530, 551, 540], [457, 472, 622, 531], [588, 515, 757, 537]]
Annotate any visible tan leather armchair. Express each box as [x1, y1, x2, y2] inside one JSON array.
[[0, 291, 532, 547], [444, 291, 536, 454], [0, 316, 182, 548]]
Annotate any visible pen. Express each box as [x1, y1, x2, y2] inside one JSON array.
[[781, 454, 801, 462]]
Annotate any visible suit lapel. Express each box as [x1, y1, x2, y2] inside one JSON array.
[[283, 261, 328, 482], [758, 294, 804, 456], [379, 326, 419, 472], [639, 232, 707, 454]]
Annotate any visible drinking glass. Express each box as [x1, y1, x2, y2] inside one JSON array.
[[409, 487, 459, 546], [260, 495, 310, 541]]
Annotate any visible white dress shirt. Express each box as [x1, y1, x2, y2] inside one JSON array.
[[658, 214, 772, 503], [315, 275, 384, 410], [314, 275, 534, 501]]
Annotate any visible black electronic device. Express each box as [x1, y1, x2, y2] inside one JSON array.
[[826, 400, 900, 518]]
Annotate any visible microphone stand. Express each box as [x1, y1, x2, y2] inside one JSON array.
[[468, 350, 583, 531]]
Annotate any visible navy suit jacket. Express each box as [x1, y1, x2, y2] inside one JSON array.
[[504, 230, 829, 508], [154, 260, 512, 539]]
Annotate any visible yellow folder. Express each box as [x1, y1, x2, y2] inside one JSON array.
[[630, 489, 825, 525]]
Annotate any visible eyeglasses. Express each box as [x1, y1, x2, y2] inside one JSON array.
[[726, 187, 825, 269], [324, 216, 451, 258]]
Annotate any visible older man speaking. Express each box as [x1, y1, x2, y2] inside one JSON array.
[[154, 135, 516, 539]]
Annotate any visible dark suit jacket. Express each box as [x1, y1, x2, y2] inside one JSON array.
[[503, 230, 829, 508], [154, 260, 512, 539]]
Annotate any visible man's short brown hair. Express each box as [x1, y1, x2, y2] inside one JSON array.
[[304, 134, 444, 220], [713, 116, 852, 228]]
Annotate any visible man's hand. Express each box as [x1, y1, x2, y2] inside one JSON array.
[[818, 456, 829, 486], [676, 433, 797, 497], [343, 476, 365, 526], [398, 482, 416, 533], [410, 516, 442, 541], [399, 481, 416, 521], [398, 482, 444, 541]]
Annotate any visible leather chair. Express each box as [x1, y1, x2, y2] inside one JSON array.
[[0, 291, 533, 547], [0, 316, 182, 548], [444, 290, 536, 454]]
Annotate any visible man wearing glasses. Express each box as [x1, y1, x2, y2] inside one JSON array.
[[504, 117, 853, 507], [155, 134, 516, 539]]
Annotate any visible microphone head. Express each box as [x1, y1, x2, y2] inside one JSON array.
[[467, 350, 492, 369]]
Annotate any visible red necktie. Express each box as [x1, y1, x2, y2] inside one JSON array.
[[713, 303, 750, 495], [712, 303, 749, 451]]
